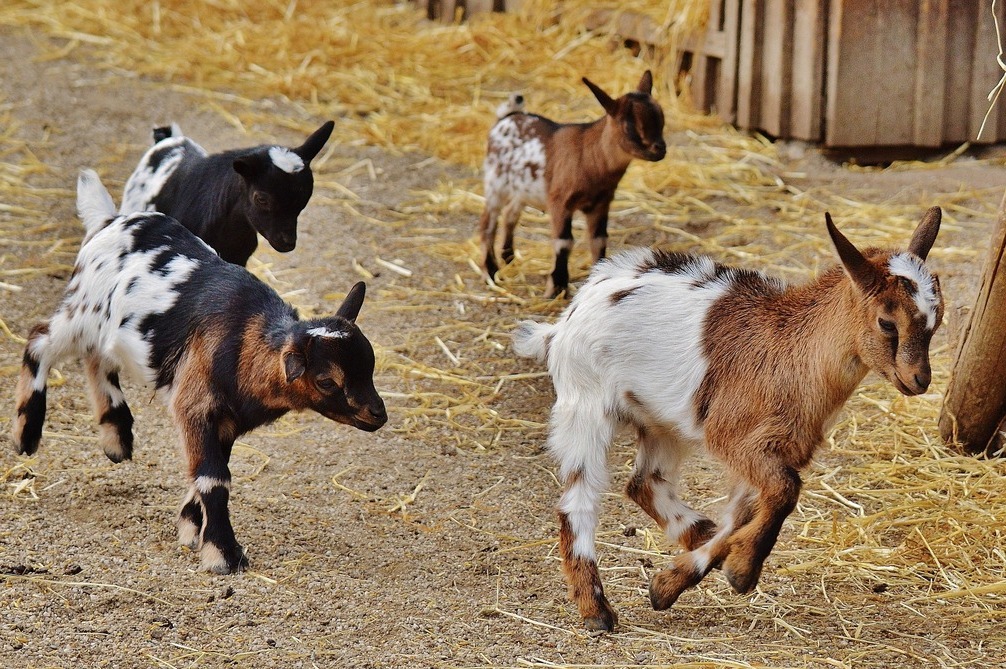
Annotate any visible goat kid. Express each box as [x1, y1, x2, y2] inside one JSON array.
[[478, 71, 666, 298], [513, 208, 944, 630], [14, 170, 387, 574], [120, 120, 335, 266]]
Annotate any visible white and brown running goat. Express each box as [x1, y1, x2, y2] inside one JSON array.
[[513, 208, 944, 630], [14, 170, 387, 574], [478, 71, 666, 298]]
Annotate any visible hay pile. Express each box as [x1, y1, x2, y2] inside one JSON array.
[[2, 0, 1006, 664]]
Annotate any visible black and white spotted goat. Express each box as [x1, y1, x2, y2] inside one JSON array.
[[14, 170, 387, 573], [120, 120, 335, 266]]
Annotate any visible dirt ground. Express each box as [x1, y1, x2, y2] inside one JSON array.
[[2, 26, 1006, 669]]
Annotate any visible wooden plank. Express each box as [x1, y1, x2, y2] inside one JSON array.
[[880, 0, 919, 145], [716, 0, 742, 123], [789, 0, 824, 140], [736, 0, 763, 129], [827, 0, 919, 147], [913, 0, 949, 146], [942, 0, 977, 142], [940, 191, 1006, 455], [970, 0, 1006, 142], [466, 0, 495, 17], [691, 0, 725, 111], [759, 0, 793, 137]]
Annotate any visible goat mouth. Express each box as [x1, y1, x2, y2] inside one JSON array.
[[892, 373, 924, 397], [266, 237, 297, 252]]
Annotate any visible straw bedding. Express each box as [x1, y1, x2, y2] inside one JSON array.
[[1, 1, 1005, 667]]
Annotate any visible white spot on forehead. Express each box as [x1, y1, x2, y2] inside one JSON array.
[[888, 252, 940, 329], [269, 146, 305, 174], [307, 326, 349, 339]]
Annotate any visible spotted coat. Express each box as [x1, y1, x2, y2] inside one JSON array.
[[14, 170, 387, 574], [477, 71, 666, 298]]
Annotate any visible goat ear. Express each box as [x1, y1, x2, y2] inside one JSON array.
[[907, 206, 941, 260], [294, 120, 335, 163], [233, 155, 263, 181], [336, 281, 366, 323], [583, 78, 618, 116], [826, 213, 881, 293], [637, 70, 653, 95], [282, 347, 307, 383]]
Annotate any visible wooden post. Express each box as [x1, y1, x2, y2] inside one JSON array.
[[939, 190, 1006, 455]]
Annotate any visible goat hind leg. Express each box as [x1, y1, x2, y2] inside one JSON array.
[[85, 358, 134, 462], [550, 405, 617, 630], [625, 426, 716, 551], [13, 324, 53, 455], [499, 200, 523, 265], [477, 203, 501, 282]]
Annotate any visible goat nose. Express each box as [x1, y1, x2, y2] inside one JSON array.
[[914, 371, 931, 392]]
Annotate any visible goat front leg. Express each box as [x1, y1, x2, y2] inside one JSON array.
[[583, 196, 613, 264], [648, 484, 756, 609], [84, 358, 134, 463], [176, 413, 247, 574], [544, 208, 574, 299], [721, 462, 801, 594]]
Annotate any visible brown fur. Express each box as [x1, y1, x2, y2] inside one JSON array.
[[557, 510, 617, 632], [645, 209, 946, 612], [479, 71, 666, 298]]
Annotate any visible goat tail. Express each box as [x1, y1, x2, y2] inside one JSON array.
[[495, 93, 526, 119], [512, 320, 552, 362], [152, 122, 183, 143], [76, 169, 117, 239]]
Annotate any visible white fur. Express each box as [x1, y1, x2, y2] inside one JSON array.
[[268, 146, 304, 174], [120, 134, 207, 215], [888, 252, 940, 330], [195, 476, 231, 495], [306, 326, 349, 339]]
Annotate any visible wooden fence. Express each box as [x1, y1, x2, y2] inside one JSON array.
[[416, 0, 1006, 148], [679, 0, 1006, 147]]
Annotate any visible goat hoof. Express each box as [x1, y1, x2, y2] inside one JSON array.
[[723, 557, 762, 594], [583, 607, 617, 633], [648, 565, 697, 610], [501, 248, 515, 265], [201, 542, 248, 574], [579, 595, 618, 632], [543, 280, 567, 300]]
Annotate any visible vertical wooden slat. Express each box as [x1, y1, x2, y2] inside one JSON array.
[[827, 0, 919, 147], [736, 0, 763, 129], [790, 0, 824, 141], [913, 0, 949, 146], [969, 1, 1004, 142], [759, 0, 794, 137], [716, 0, 742, 123], [691, 0, 725, 111], [875, 0, 919, 145], [943, 0, 977, 143]]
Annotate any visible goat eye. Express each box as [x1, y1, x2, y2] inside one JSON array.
[[878, 318, 897, 335], [253, 192, 270, 209], [316, 378, 337, 391]]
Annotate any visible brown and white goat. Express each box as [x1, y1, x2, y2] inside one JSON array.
[[13, 170, 387, 574], [478, 71, 666, 298], [513, 208, 944, 630]]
